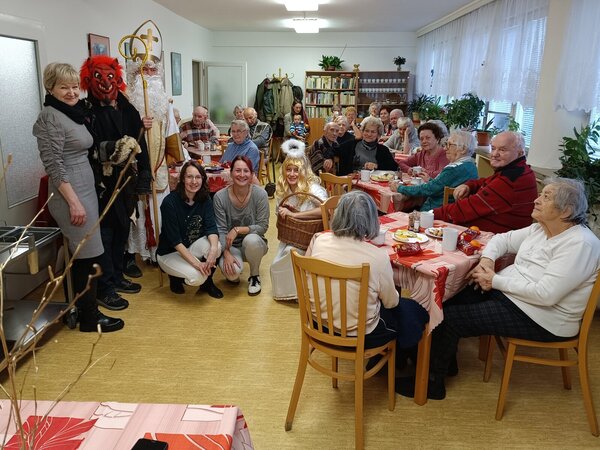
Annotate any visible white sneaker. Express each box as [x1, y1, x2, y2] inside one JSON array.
[[248, 275, 261, 296]]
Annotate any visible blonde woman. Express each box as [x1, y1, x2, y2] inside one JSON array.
[[270, 140, 328, 301]]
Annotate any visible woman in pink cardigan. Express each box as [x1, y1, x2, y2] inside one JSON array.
[[398, 122, 449, 181]]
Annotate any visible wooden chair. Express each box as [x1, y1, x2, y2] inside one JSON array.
[[442, 186, 455, 206], [483, 271, 600, 436], [320, 173, 352, 196], [258, 139, 273, 185], [320, 195, 342, 230], [285, 251, 396, 450]]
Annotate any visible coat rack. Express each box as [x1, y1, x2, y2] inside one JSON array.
[[266, 68, 294, 81]]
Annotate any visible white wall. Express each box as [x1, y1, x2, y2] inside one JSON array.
[[210, 31, 417, 107], [0, 0, 211, 224]]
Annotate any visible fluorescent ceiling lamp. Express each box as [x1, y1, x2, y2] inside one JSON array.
[[285, 1, 318, 12], [293, 18, 319, 33]]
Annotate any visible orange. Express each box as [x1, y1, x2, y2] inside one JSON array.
[[469, 225, 480, 231], [470, 239, 482, 248]]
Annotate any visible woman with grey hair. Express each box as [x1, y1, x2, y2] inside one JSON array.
[[337, 117, 398, 174], [306, 191, 429, 349], [389, 130, 478, 211], [385, 117, 420, 155], [227, 105, 245, 134], [403, 176, 600, 400]]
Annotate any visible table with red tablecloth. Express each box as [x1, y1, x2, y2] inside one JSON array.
[[0, 399, 253, 450], [352, 173, 422, 214], [168, 166, 231, 193], [377, 212, 494, 405]]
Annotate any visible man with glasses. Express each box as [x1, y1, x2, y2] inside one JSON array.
[[220, 120, 260, 173]]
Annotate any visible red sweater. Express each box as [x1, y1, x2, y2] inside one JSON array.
[[433, 157, 537, 233], [398, 147, 449, 178]]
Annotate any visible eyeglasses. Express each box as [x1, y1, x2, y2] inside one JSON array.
[[185, 175, 202, 181], [447, 143, 461, 149]]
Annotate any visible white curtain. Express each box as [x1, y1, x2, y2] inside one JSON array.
[[554, 0, 600, 113], [416, 0, 548, 108]]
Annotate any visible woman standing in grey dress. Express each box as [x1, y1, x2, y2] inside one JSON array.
[[33, 63, 123, 332]]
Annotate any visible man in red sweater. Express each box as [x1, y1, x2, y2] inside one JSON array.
[[433, 131, 537, 233]]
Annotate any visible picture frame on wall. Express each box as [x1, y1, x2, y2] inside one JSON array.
[[88, 33, 110, 57], [171, 52, 182, 96]]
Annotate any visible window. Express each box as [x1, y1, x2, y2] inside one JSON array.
[[483, 100, 534, 148]]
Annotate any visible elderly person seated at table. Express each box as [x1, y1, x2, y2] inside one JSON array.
[[307, 190, 429, 350], [397, 177, 600, 400], [333, 116, 361, 175], [344, 106, 360, 134], [220, 119, 260, 173], [380, 108, 404, 143], [433, 131, 538, 233], [379, 105, 393, 137], [243, 107, 272, 156], [384, 117, 420, 155], [398, 122, 449, 178], [227, 104, 245, 135], [179, 106, 219, 154], [337, 117, 398, 175], [389, 131, 479, 211], [308, 121, 340, 174], [270, 140, 328, 301]]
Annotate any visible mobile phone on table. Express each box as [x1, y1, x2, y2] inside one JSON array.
[[131, 438, 168, 450]]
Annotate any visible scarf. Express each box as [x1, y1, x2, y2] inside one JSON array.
[[44, 94, 87, 124]]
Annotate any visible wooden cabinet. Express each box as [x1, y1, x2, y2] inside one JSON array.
[[356, 71, 412, 119], [304, 71, 359, 119], [304, 70, 412, 120]]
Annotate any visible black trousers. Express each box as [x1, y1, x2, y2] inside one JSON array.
[[98, 224, 129, 296], [430, 285, 571, 379], [70, 256, 100, 321]]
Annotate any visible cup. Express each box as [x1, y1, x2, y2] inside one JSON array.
[[360, 169, 371, 182], [442, 228, 459, 252], [411, 177, 423, 186], [412, 166, 422, 174], [204, 142, 211, 152], [203, 155, 211, 164], [421, 211, 434, 229], [371, 226, 388, 246]]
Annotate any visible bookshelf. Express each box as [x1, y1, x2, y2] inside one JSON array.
[[304, 71, 359, 119], [357, 71, 412, 119], [304, 70, 412, 120]]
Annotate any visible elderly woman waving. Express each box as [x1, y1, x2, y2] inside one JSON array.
[[397, 177, 600, 400], [388, 131, 478, 211]]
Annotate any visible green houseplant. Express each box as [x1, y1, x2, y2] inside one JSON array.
[[445, 92, 485, 130], [393, 56, 406, 71], [318, 55, 344, 71], [419, 96, 445, 122], [407, 93, 435, 121], [556, 119, 600, 219]]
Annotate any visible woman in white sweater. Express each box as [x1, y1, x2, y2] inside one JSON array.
[[400, 177, 600, 401]]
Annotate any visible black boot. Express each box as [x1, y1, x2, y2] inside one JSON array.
[[169, 275, 185, 294], [197, 275, 224, 299], [123, 252, 142, 278]]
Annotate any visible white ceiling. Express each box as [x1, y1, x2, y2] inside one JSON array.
[[153, 0, 475, 33]]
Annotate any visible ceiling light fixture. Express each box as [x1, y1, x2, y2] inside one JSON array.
[[293, 18, 319, 33], [284, 1, 318, 12]]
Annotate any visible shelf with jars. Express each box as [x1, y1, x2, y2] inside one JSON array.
[[357, 71, 412, 119]]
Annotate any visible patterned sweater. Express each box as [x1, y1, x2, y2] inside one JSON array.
[[433, 156, 538, 233]]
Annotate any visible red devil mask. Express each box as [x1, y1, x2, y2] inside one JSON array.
[[80, 56, 125, 104]]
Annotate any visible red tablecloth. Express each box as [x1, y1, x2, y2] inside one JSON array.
[[353, 173, 422, 214], [0, 399, 253, 450], [169, 166, 231, 193], [378, 212, 494, 331]]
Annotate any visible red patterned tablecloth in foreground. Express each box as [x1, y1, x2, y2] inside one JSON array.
[[0, 400, 253, 450], [378, 212, 494, 331]]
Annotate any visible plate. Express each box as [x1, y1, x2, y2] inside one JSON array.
[[205, 166, 224, 173], [392, 230, 429, 243], [370, 171, 396, 182], [425, 227, 444, 239]]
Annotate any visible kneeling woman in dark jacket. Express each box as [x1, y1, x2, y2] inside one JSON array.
[[157, 161, 223, 298]]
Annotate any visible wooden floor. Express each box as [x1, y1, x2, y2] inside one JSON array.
[[3, 194, 600, 449]]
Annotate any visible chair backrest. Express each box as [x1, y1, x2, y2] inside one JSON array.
[[320, 195, 342, 230], [291, 250, 370, 351], [178, 117, 192, 129], [578, 271, 600, 350], [320, 173, 352, 196], [442, 186, 455, 206]]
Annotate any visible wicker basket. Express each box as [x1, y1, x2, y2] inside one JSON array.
[[276, 192, 324, 251]]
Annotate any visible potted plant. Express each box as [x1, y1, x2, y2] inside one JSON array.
[[318, 55, 344, 71], [407, 93, 435, 122], [445, 92, 485, 130], [393, 56, 406, 71], [476, 118, 495, 146], [419, 96, 445, 122], [556, 119, 600, 230]]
